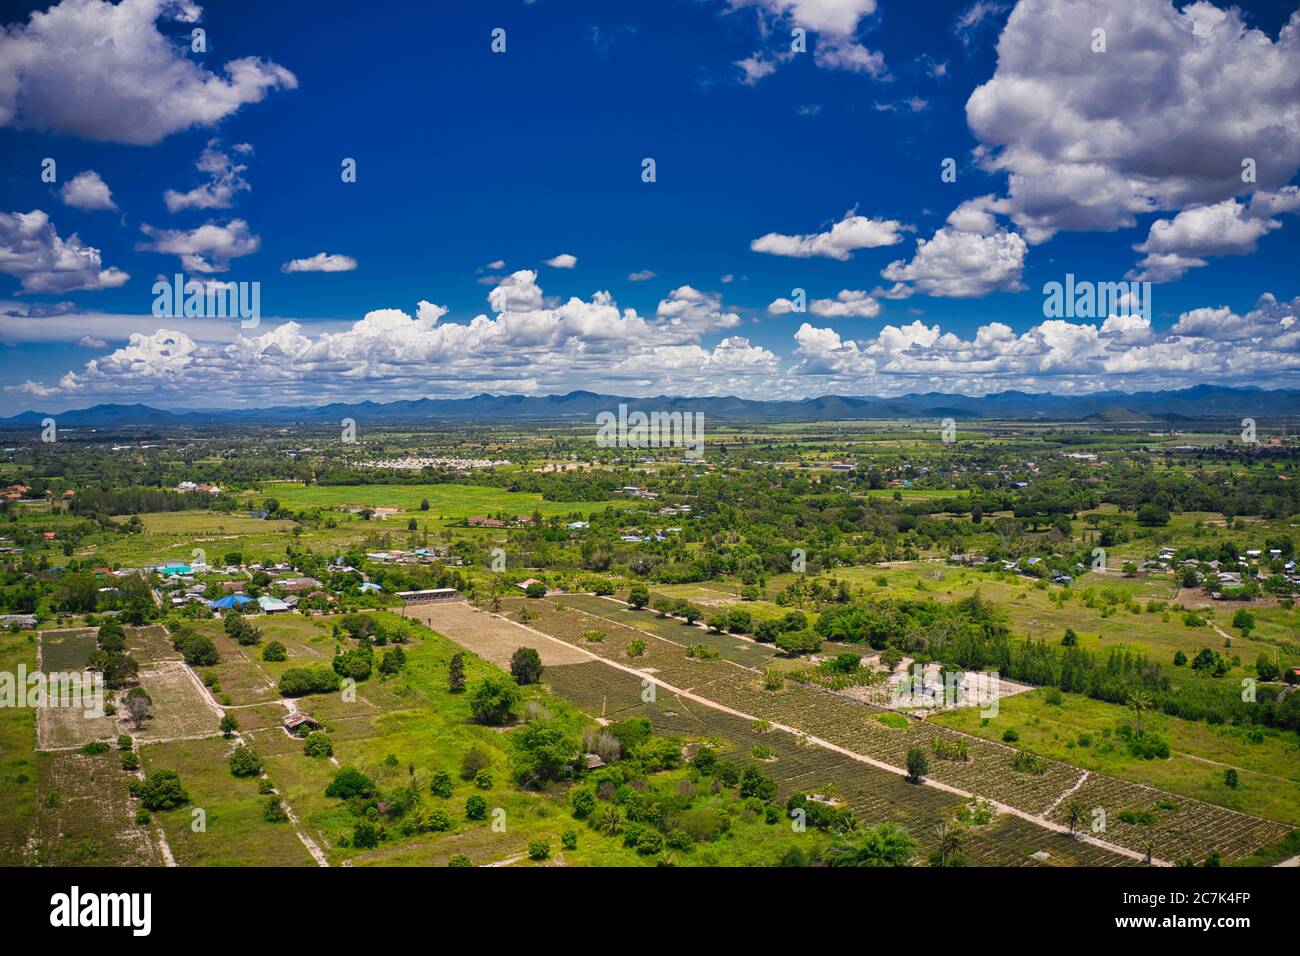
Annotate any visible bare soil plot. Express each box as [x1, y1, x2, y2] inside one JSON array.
[[31, 749, 163, 866], [35, 697, 118, 750], [129, 661, 220, 742], [127, 625, 182, 664], [405, 601, 592, 669]]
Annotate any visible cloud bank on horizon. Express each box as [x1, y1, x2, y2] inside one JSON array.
[[0, 0, 1298, 411]]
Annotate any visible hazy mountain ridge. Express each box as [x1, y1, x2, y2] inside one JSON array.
[[2, 385, 1295, 427]]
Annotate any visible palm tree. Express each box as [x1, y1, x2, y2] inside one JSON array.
[[1126, 690, 1153, 729], [598, 805, 623, 836], [934, 822, 963, 867], [1065, 801, 1085, 838]]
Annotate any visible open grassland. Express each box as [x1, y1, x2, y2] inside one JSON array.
[[254, 481, 604, 519], [118, 510, 298, 535], [0, 632, 39, 864], [140, 735, 316, 866]]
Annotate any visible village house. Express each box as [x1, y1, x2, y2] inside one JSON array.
[[275, 577, 321, 593], [282, 711, 319, 736]]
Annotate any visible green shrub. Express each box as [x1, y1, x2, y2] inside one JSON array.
[[228, 745, 262, 778], [465, 794, 488, 820]]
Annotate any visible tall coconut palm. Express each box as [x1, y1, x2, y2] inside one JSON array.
[[934, 822, 963, 867], [1126, 689, 1153, 729], [1065, 801, 1085, 838]]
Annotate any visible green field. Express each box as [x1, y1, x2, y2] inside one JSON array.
[[253, 482, 605, 519]]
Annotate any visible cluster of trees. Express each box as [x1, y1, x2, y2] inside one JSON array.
[[87, 619, 140, 688], [278, 665, 341, 696]]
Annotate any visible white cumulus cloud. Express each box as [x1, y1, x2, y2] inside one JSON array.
[[0, 0, 297, 145]]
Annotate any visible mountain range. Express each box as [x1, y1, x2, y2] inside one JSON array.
[[1, 385, 1295, 427]]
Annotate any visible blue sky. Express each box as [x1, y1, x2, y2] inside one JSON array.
[[1, 0, 1298, 412]]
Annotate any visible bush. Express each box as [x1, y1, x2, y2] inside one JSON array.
[[524, 582, 547, 599], [325, 767, 375, 799], [176, 633, 219, 666], [738, 766, 777, 801], [561, 829, 578, 850], [666, 828, 693, 851], [430, 770, 454, 798], [1002, 728, 1020, 743], [379, 646, 407, 676], [262, 641, 288, 662], [775, 629, 822, 656], [352, 822, 380, 848], [427, 809, 452, 832], [262, 797, 288, 823], [117, 734, 133, 751], [120, 751, 139, 772], [1012, 751, 1048, 774], [510, 647, 544, 685], [137, 769, 189, 810], [474, 769, 493, 790], [570, 786, 596, 819], [626, 638, 647, 657], [469, 676, 521, 725], [448, 854, 472, 867], [303, 732, 333, 758], [527, 839, 551, 860], [460, 746, 491, 780], [228, 746, 262, 778], [905, 748, 928, 783], [635, 829, 664, 855], [465, 794, 488, 820], [278, 665, 340, 696]]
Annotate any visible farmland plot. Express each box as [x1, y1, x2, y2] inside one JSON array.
[[530, 599, 1289, 863], [406, 601, 591, 669], [1044, 774, 1289, 864], [39, 629, 98, 672], [560, 594, 780, 668], [126, 625, 182, 664], [140, 736, 316, 867], [129, 662, 221, 742], [31, 749, 164, 866]]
